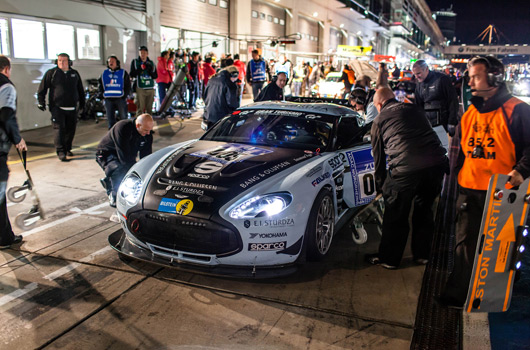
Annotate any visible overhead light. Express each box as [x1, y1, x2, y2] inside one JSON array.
[[274, 0, 280, 2], [340, 23, 344, 28], [357, 31, 362, 35], [313, 12, 318, 17]]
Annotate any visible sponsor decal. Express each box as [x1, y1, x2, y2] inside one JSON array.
[[174, 187, 204, 196], [294, 153, 314, 162], [158, 178, 218, 191], [247, 218, 295, 227], [248, 241, 287, 251], [158, 198, 180, 213], [194, 161, 224, 174], [328, 154, 345, 170], [249, 232, 288, 239], [312, 172, 331, 186], [188, 173, 210, 179], [239, 161, 291, 188], [254, 110, 303, 117], [305, 165, 323, 178], [346, 146, 377, 206], [190, 143, 272, 164], [155, 151, 180, 174], [176, 199, 194, 215]]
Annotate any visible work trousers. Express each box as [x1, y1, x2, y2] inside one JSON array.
[[135, 88, 155, 116], [51, 107, 77, 155], [442, 188, 486, 304], [378, 165, 445, 266], [251, 81, 265, 101], [104, 98, 128, 129], [96, 153, 132, 196], [0, 180, 15, 245]]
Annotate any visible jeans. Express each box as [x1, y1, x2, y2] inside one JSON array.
[[104, 98, 128, 129], [0, 181, 15, 245], [187, 80, 200, 109], [158, 82, 169, 106], [251, 81, 265, 101]]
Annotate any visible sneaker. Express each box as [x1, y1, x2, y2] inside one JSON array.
[[67, 151, 74, 157], [414, 258, 429, 265], [109, 193, 116, 208], [0, 235, 23, 249], [58, 153, 67, 162], [365, 254, 398, 270]]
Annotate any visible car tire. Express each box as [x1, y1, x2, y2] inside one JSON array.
[[305, 188, 335, 261]]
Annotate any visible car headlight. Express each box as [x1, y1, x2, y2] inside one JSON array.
[[229, 192, 292, 219], [118, 173, 143, 206]]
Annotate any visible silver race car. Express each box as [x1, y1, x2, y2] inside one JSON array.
[[109, 101, 378, 277]]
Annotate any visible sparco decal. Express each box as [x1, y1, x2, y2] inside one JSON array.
[[248, 241, 287, 251], [249, 232, 288, 239], [188, 173, 210, 179], [194, 161, 223, 174], [312, 172, 331, 186], [247, 218, 295, 227], [190, 143, 272, 164], [240, 161, 291, 188]]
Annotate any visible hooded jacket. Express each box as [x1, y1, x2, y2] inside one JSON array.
[[203, 70, 240, 125], [156, 57, 172, 84]]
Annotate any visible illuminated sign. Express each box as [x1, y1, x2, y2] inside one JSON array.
[[337, 45, 373, 57], [445, 45, 530, 55]]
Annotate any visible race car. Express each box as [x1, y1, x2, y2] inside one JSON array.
[[109, 101, 378, 277]]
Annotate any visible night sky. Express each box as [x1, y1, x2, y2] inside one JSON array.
[[426, 0, 530, 44]]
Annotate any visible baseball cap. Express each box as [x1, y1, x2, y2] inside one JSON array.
[[139, 46, 148, 51]]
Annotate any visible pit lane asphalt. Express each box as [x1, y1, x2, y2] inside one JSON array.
[[0, 97, 512, 349]]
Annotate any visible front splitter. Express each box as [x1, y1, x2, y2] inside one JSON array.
[[108, 229, 298, 279]]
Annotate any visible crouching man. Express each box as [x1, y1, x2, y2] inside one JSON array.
[[96, 114, 153, 207]]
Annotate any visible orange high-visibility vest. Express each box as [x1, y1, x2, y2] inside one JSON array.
[[458, 97, 523, 190]]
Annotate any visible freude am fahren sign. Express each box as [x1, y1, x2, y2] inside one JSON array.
[[444, 45, 530, 55]]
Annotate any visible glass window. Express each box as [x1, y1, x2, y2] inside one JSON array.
[[267, 15, 273, 22], [274, 17, 279, 24], [77, 27, 100, 60], [252, 11, 258, 18], [161, 26, 180, 50], [209, 0, 217, 5], [0, 19, 9, 55], [280, 19, 285, 26], [12, 19, 45, 59], [46, 23, 75, 59], [197, 0, 206, 2], [220, 0, 228, 8], [260, 13, 265, 20]]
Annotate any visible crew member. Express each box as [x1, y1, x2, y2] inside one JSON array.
[[202, 66, 240, 130], [255, 72, 287, 102], [130, 46, 157, 117], [37, 53, 85, 161], [186, 52, 200, 109], [0, 55, 26, 248], [366, 87, 448, 269], [246, 50, 269, 101], [349, 87, 378, 124], [438, 56, 530, 308], [413, 60, 459, 140], [96, 114, 154, 207], [98, 55, 131, 129], [340, 64, 355, 98], [156, 50, 172, 109]]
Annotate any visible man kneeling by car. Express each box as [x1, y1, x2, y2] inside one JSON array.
[[96, 114, 153, 207]]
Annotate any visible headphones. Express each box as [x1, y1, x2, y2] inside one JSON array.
[[468, 56, 504, 87], [107, 55, 121, 69], [350, 87, 367, 105], [55, 53, 73, 67]]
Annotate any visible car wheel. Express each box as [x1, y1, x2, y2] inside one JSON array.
[[305, 188, 335, 261]]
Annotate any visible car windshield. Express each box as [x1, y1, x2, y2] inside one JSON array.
[[201, 110, 335, 151], [325, 75, 341, 82]]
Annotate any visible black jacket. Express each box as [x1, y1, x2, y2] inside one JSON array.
[[371, 99, 448, 191], [255, 79, 283, 102], [37, 67, 85, 109], [414, 70, 459, 132], [455, 83, 530, 180], [96, 119, 153, 167], [0, 73, 22, 181], [203, 70, 239, 125], [130, 57, 157, 85]]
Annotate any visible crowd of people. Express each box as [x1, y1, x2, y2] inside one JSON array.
[[1, 48, 530, 315]]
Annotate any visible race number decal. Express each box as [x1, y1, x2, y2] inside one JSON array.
[[346, 146, 377, 207], [190, 143, 273, 164]]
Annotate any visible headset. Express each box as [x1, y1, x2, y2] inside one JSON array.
[[107, 55, 121, 69], [349, 87, 367, 105], [468, 56, 504, 87], [55, 53, 73, 67]]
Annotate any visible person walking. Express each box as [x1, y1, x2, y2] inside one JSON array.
[[246, 50, 269, 101], [37, 53, 85, 162], [98, 55, 131, 129], [366, 87, 448, 269], [0, 55, 27, 248], [130, 46, 157, 117], [202, 66, 240, 130], [96, 114, 154, 207]]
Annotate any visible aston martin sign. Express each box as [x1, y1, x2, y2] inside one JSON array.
[[445, 45, 530, 55]]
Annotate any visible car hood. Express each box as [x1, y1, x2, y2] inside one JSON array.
[[143, 140, 316, 219]]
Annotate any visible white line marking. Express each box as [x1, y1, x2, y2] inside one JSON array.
[[22, 202, 109, 238], [0, 247, 114, 307]]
